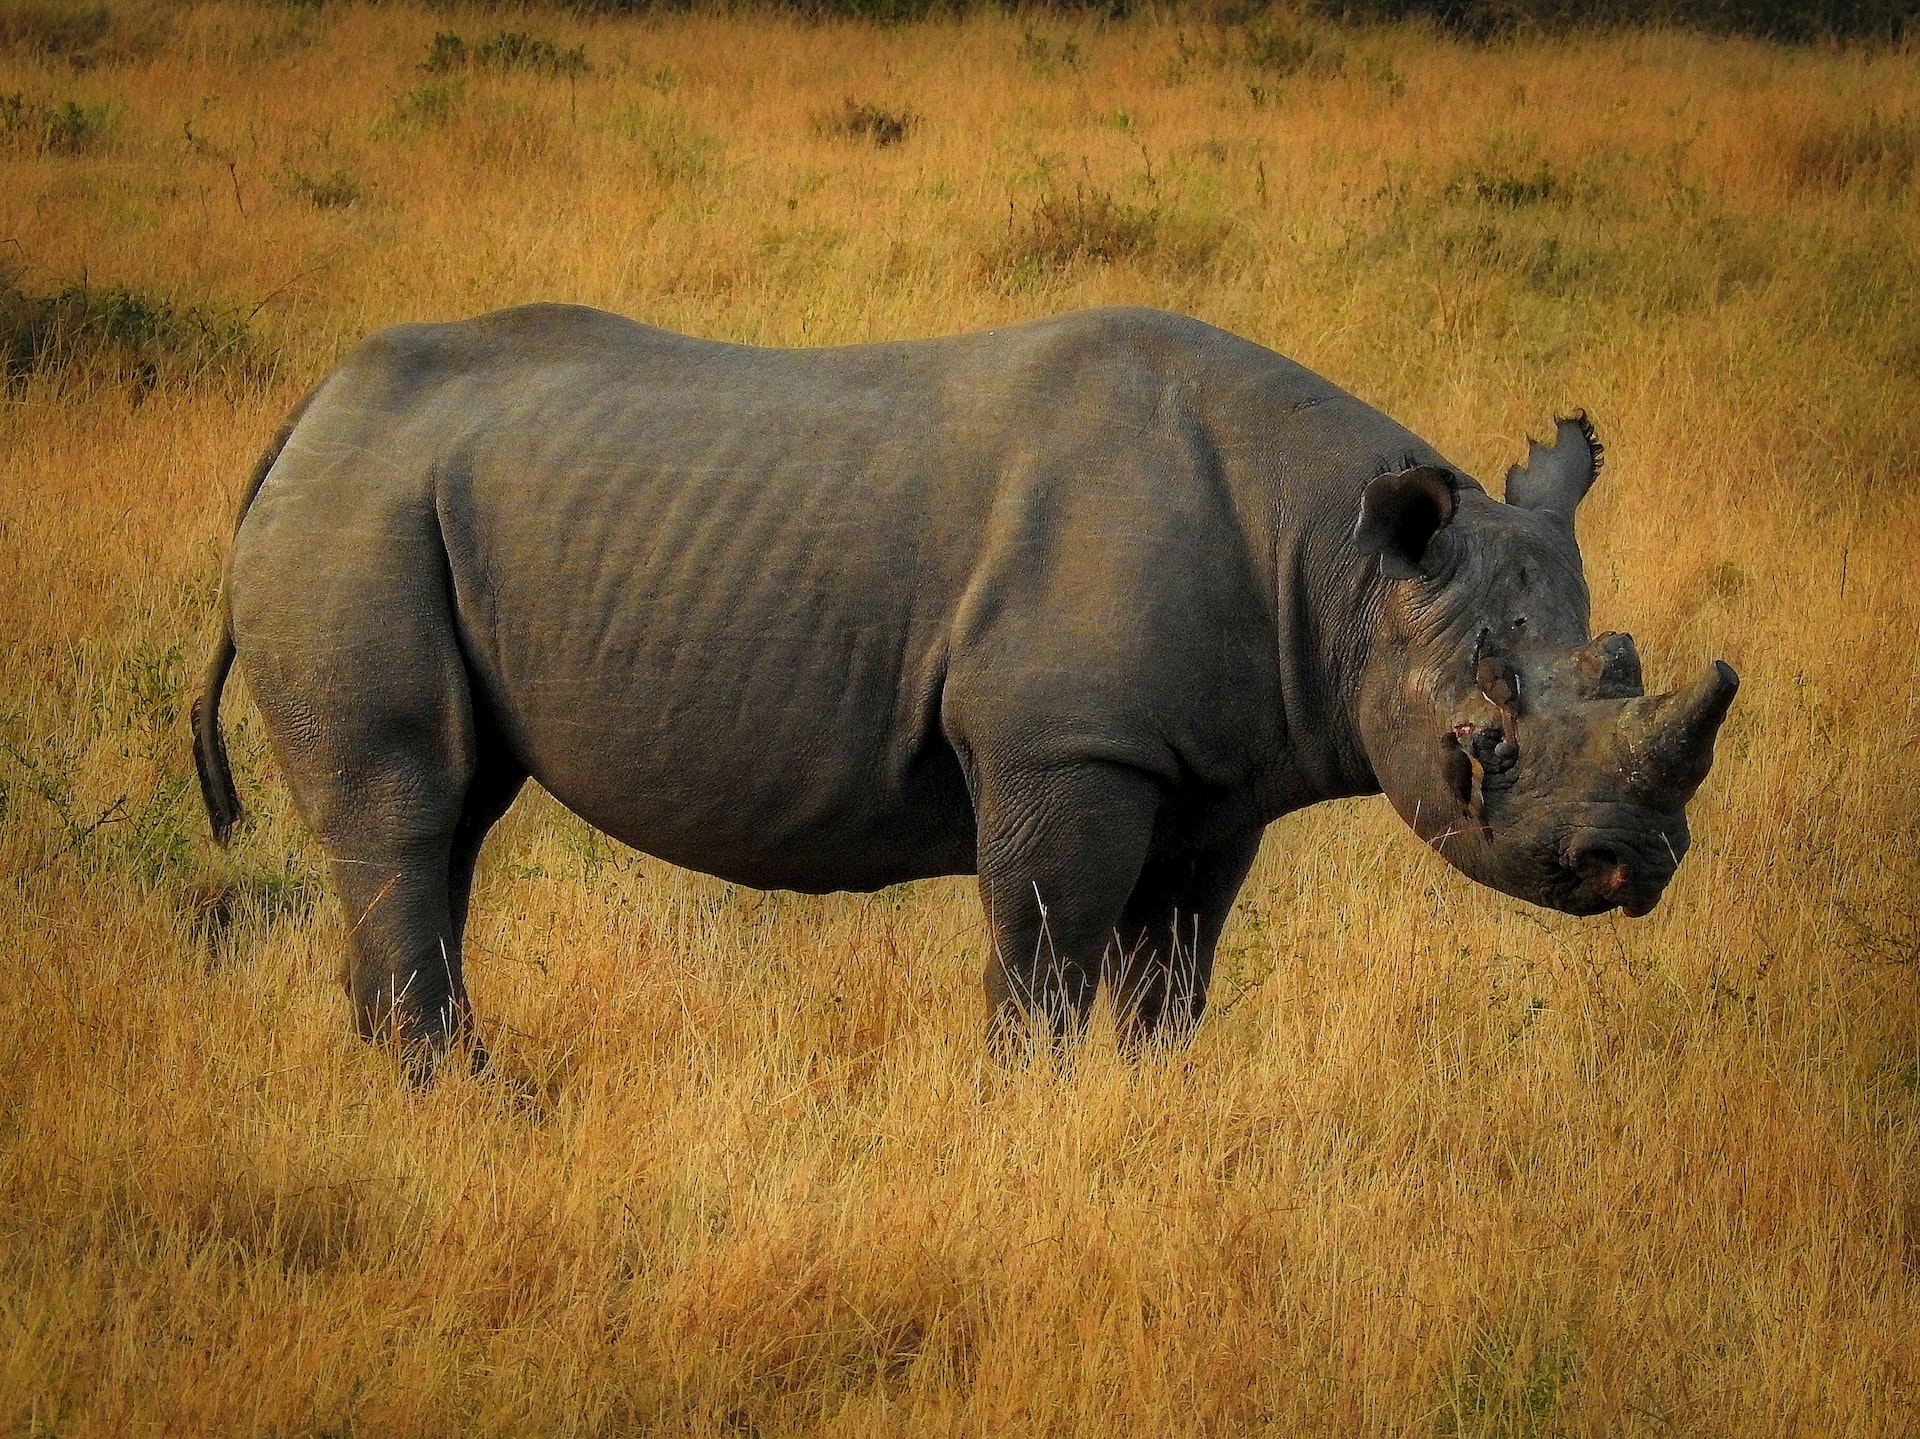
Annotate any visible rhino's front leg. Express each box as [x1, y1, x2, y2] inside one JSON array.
[[1109, 831, 1263, 1051], [972, 760, 1161, 1057]]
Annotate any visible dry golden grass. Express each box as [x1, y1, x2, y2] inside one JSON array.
[[1, 4, 1917, 1433]]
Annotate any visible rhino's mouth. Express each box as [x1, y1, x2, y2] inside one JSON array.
[[1555, 821, 1684, 918]]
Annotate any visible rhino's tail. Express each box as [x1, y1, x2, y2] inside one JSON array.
[[191, 618, 238, 845], [192, 398, 311, 846]]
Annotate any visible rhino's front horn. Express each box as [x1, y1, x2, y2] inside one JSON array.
[[1620, 661, 1740, 808]]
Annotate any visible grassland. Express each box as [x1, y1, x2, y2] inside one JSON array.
[[1, 3, 1917, 1433]]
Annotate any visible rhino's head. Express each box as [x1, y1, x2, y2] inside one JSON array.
[[1350, 415, 1737, 917]]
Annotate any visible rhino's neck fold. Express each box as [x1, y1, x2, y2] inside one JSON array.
[[1261, 511, 1384, 814]]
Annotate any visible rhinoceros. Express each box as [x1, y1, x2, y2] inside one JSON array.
[[192, 304, 1737, 1066]]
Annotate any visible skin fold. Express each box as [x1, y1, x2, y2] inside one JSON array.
[[191, 304, 1737, 1071]]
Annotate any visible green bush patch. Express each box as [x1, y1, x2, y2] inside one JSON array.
[[279, 162, 366, 209], [1792, 111, 1920, 195], [1448, 163, 1566, 208], [0, 1, 165, 68], [0, 91, 114, 153], [421, 29, 587, 78], [981, 186, 1229, 284], [0, 267, 265, 394], [815, 98, 918, 147]]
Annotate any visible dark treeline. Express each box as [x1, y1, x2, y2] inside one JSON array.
[[0, 0, 1910, 43], [544, 0, 1918, 38], [1319, 0, 1911, 40]]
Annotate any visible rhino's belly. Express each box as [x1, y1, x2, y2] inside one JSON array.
[[467, 615, 977, 893], [551, 768, 978, 894], [508, 697, 978, 892]]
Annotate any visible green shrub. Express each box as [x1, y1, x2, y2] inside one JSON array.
[[981, 187, 1229, 283], [0, 91, 114, 153], [0, 267, 264, 393], [279, 162, 366, 209], [814, 98, 918, 146], [1448, 162, 1565, 208], [421, 29, 587, 78], [1791, 111, 1920, 194], [0, 1, 164, 66]]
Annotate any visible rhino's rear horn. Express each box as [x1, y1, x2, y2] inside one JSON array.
[[1506, 411, 1602, 521], [1472, 626, 1523, 728], [1577, 631, 1644, 699], [1621, 660, 1739, 808]]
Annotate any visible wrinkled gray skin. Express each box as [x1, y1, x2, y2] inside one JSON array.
[[193, 304, 1737, 1070]]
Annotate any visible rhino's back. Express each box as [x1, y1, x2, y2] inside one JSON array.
[[238, 305, 1405, 890]]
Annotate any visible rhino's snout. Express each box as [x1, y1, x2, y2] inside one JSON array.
[[1563, 823, 1685, 917]]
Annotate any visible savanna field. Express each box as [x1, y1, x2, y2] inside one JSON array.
[[1, 1, 1917, 1433]]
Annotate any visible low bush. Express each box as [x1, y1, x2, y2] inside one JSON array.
[[1790, 111, 1920, 194], [814, 98, 918, 146], [0, 0, 165, 66], [0, 91, 113, 153], [279, 161, 366, 209], [421, 29, 587, 78], [0, 268, 263, 393], [981, 187, 1229, 283]]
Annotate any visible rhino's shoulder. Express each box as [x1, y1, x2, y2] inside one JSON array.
[[338, 303, 691, 381], [996, 305, 1263, 366]]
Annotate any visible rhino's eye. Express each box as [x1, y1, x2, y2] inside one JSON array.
[[1512, 616, 1527, 631]]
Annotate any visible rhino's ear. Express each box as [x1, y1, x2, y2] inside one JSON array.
[[1355, 465, 1458, 580], [1506, 411, 1602, 521]]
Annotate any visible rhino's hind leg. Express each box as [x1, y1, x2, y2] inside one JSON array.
[[318, 736, 522, 1081], [1108, 831, 1262, 1051], [330, 825, 467, 1059], [447, 726, 528, 949], [244, 617, 496, 1077], [973, 761, 1160, 1058], [441, 734, 528, 1073]]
